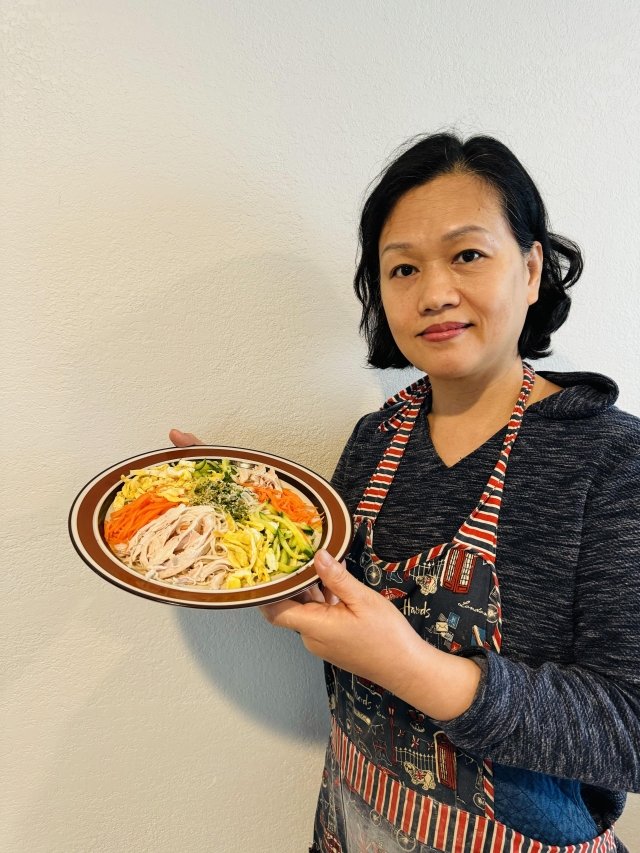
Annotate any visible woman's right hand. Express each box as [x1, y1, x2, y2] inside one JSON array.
[[169, 429, 205, 447]]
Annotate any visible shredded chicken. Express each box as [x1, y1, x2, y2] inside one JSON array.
[[121, 505, 236, 587], [234, 463, 281, 490]]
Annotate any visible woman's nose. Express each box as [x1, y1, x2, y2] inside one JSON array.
[[416, 265, 460, 313]]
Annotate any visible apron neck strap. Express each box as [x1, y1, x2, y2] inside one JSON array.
[[354, 361, 536, 532], [378, 375, 432, 433], [452, 361, 536, 562]]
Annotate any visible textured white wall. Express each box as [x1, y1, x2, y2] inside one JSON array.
[[2, 1, 640, 851]]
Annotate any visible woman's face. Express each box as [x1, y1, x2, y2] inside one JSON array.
[[378, 172, 542, 380]]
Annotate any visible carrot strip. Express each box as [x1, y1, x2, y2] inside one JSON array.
[[104, 491, 176, 546], [246, 485, 322, 526]]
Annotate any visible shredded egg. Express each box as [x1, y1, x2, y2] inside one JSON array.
[[112, 460, 196, 511]]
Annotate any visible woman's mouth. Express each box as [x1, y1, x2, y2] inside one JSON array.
[[419, 322, 472, 342]]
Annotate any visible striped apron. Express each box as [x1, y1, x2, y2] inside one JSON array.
[[311, 362, 616, 853]]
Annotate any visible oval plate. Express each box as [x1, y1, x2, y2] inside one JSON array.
[[69, 446, 353, 608]]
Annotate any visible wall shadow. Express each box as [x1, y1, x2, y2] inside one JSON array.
[[176, 606, 330, 742]]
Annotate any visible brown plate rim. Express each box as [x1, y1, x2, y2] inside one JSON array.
[[69, 445, 354, 609]]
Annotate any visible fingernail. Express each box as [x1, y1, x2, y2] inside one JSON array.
[[315, 549, 332, 568]]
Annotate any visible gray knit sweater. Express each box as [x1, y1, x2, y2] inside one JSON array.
[[329, 371, 640, 849]]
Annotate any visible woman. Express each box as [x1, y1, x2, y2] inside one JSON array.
[[171, 133, 640, 853]]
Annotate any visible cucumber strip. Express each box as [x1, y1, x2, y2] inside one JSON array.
[[278, 532, 298, 559], [278, 562, 300, 574], [279, 533, 312, 562], [268, 572, 289, 581], [277, 513, 312, 550], [258, 513, 279, 533]]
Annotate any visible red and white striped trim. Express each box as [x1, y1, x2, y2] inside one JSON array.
[[330, 717, 617, 853], [354, 363, 536, 568], [483, 760, 496, 820]]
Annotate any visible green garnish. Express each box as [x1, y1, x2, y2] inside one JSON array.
[[191, 477, 249, 521]]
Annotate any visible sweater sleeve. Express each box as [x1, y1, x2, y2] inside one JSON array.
[[440, 451, 640, 792]]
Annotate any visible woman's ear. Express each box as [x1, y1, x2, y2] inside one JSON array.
[[525, 241, 544, 306]]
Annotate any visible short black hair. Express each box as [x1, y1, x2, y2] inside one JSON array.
[[354, 132, 583, 368]]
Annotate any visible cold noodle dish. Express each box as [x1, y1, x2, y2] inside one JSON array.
[[103, 458, 323, 590]]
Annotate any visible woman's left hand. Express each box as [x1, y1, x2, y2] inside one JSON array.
[[260, 550, 483, 720], [259, 549, 428, 699]]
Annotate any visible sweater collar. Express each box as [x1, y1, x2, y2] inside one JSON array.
[[528, 371, 619, 419]]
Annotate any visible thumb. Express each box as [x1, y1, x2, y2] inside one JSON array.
[[169, 429, 205, 447], [314, 550, 366, 606]]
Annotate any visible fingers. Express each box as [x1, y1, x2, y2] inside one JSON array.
[[288, 584, 324, 605], [257, 570, 347, 635], [169, 429, 205, 447], [322, 560, 345, 604], [313, 550, 365, 606], [322, 587, 341, 606], [258, 588, 334, 634], [289, 591, 313, 604], [324, 560, 345, 604], [305, 583, 328, 604], [258, 597, 304, 628]]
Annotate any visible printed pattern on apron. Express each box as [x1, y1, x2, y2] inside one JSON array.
[[311, 362, 616, 853]]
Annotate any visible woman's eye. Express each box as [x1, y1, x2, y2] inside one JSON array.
[[456, 249, 482, 264], [391, 264, 417, 278]]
